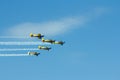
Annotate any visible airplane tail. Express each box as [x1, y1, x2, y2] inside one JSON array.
[[39, 35, 44, 39], [47, 47, 51, 51], [37, 53, 40, 56], [49, 47, 52, 50], [61, 42, 65, 45]]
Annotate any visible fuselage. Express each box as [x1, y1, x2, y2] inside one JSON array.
[[28, 52, 40, 56], [38, 46, 51, 51], [53, 41, 65, 45], [30, 33, 44, 39], [42, 38, 55, 43]]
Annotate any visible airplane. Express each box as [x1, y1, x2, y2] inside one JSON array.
[[38, 45, 51, 51], [41, 38, 55, 44], [53, 41, 65, 45], [30, 33, 44, 39], [28, 52, 40, 56]]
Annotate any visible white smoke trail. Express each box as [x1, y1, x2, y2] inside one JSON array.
[[0, 48, 40, 51], [0, 42, 50, 45], [0, 36, 30, 39], [0, 54, 29, 56]]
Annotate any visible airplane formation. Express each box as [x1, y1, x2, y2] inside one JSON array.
[[28, 33, 65, 56]]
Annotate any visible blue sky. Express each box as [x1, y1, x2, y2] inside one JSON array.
[[0, 0, 120, 80]]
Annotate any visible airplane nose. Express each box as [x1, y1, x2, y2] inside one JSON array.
[[30, 33, 33, 37]]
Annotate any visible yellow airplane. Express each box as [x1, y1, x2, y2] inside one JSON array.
[[41, 38, 55, 44], [38, 45, 51, 51], [53, 41, 65, 45], [28, 52, 40, 56], [30, 33, 44, 39]]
